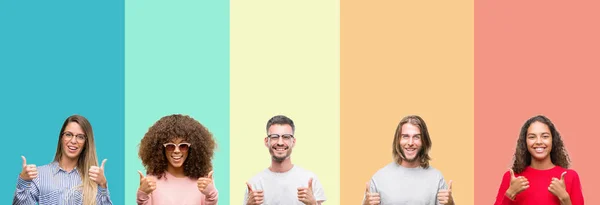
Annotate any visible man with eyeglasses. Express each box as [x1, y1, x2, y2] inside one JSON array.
[[244, 115, 326, 205]]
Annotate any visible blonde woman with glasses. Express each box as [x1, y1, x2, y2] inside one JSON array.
[[13, 114, 112, 205]]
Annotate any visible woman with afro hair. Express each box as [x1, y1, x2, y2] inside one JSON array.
[[136, 114, 218, 205], [494, 115, 584, 205]]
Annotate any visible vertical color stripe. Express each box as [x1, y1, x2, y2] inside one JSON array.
[[0, 0, 125, 203], [474, 1, 600, 204], [340, 0, 474, 204], [124, 0, 230, 204], [230, 0, 340, 204]]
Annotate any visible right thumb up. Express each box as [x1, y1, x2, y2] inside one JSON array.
[[364, 181, 381, 205], [20, 156, 37, 181]]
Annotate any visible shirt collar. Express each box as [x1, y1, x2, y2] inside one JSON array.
[[51, 161, 79, 175]]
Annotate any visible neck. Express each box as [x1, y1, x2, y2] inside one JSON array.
[[530, 157, 555, 170], [167, 166, 186, 178], [270, 157, 293, 172], [400, 158, 421, 168], [59, 155, 79, 172]]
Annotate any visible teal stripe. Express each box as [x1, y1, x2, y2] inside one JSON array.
[[0, 0, 125, 203], [124, 0, 230, 204]]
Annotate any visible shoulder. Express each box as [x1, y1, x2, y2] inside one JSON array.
[[36, 162, 57, 173], [373, 162, 395, 175], [292, 165, 317, 176], [421, 165, 446, 181], [423, 165, 442, 174], [247, 168, 270, 184], [290, 165, 324, 183], [562, 168, 581, 180]]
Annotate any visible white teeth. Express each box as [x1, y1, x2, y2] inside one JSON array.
[[68, 146, 77, 150], [535, 148, 544, 152], [172, 156, 182, 159]]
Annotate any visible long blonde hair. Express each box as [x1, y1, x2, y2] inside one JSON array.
[[54, 115, 99, 205]]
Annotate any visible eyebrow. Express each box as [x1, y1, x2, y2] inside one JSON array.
[[527, 132, 551, 135], [401, 134, 421, 137], [64, 131, 85, 135]]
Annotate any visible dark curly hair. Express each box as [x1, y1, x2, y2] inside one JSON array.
[[511, 115, 570, 173], [138, 114, 216, 179]]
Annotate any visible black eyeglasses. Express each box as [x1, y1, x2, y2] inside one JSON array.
[[267, 134, 294, 141], [163, 143, 191, 152]]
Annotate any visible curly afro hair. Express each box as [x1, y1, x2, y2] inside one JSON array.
[[138, 114, 216, 179]]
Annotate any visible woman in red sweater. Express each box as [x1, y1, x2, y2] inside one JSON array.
[[494, 115, 584, 205]]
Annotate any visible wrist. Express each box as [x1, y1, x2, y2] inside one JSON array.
[[505, 190, 515, 200], [559, 195, 571, 205]]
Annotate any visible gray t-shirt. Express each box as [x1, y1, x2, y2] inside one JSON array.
[[368, 162, 447, 205], [244, 165, 326, 205]]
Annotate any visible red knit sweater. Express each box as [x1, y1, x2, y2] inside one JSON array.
[[494, 166, 584, 205]]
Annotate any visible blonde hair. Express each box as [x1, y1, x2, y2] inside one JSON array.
[[54, 115, 99, 205]]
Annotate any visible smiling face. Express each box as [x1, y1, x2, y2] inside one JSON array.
[[398, 123, 423, 163], [526, 121, 553, 162], [165, 138, 190, 169], [265, 124, 295, 163], [61, 122, 86, 160]]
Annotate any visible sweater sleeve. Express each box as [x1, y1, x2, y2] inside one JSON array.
[[493, 171, 513, 205], [566, 170, 584, 205], [136, 189, 152, 205], [202, 182, 218, 205]]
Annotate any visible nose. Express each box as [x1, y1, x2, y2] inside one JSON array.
[[174, 146, 181, 153], [535, 136, 543, 144], [68, 136, 78, 144], [408, 137, 414, 146], [276, 137, 284, 145]]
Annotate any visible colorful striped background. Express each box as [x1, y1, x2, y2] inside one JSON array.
[[1, 1, 598, 205]]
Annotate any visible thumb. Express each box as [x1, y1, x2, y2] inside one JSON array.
[[365, 182, 370, 194], [100, 159, 107, 169], [246, 182, 253, 192], [448, 180, 453, 191], [509, 168, 515, 179], [21, 156, 27, 168], [207, 171, 214, 179], [308, 177, 313, 190], [561, 171, 567, 181], [138, 170, 145, 180]]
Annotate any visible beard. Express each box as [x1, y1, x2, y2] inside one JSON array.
[[269, 146, 292, 162], [400, 147, 421, 162]]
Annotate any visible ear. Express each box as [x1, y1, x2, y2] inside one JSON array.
[[264, 137, 269, 147], [291, 137, 296, 148]]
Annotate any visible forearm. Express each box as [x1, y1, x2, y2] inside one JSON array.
[[13, 177, 38, 204], [560, 196, 572, 205], [204, 189, 218, 205], [136, 189, 151, 205], [96, 186, 113, 205]]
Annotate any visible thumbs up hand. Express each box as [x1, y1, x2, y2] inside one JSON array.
[[19, 156, 38, 181], [505, 168, 529, 200], [437, 180, 454, 205], [549, 171, 570, 202], [138, 170, 156, 195], [297, 178, 316, 205], [363, 182, 380, 205], [198, 171, 214, 195], [89, 159, 108, 188], [246, 182, 264, 205]]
